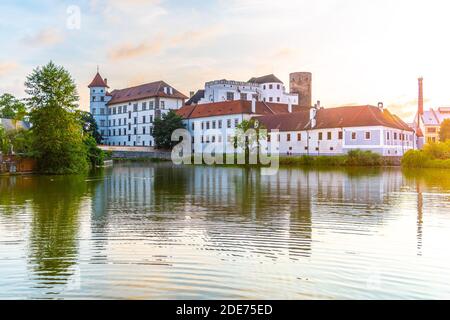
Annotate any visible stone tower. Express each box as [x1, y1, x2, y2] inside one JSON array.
[[290, 72, 312, 108]]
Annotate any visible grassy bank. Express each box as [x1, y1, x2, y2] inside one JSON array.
[[280, 150, 394, 167], [402, 141, 450, 169]]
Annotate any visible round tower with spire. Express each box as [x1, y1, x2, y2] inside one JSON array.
[[88, 69, 110, 144]]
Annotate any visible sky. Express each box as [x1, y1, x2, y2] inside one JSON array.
[[1, 0, 450, 121]]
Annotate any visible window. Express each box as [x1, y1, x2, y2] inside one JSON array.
[[277, 84, 280, 90], [100, 108, 105, 115], [143, 127, 146, 135], [269, 97, 273, 102], [394, 132, 398, 140], [287, 134, 291, 142], [226, 92, 234, 101], [267, 135, 271, 142], [118, 119, 121, 126], [263, 85, 266, 90], [113, 107, 117, 115], [191, 123, 195, 131], [227, 119, 231, 128], [269, 84, 273, 89], [161, 101, 165, 109], [365, 132, 371, 140], [92, 96, 96, 102], [427, 127, 437, 133], [142, 102, 147, 110], [297, 133, 301, 141], [123, 106, 127, 113], [351, 132, 357, 140], [234, 119, 239, 127], [218, 120, 222, 129], [101, 97, 104, 102], [128, 111, 132, 119], [240, 93, 248, 100], [100, 120, 105, 127], [318, 132, 323, 140], [143, 116, 146, 123], [206, 122, 210, 130], [149, 101, 154, 109], [387, 132, 390, 140], [338, 131, 343, 140], [327, 132, 332, 140], [212, 121, 216, 129], [150, 116, 153, 123], [277, 97, 280, 102], [133, 104, 138, 112], [113, 119, 116, 126], [134, 117, 137, 124], [134, 128, 137, 135], [92, 108, 96, 115]]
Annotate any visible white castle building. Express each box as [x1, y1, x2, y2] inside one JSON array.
[[187, 73, 312, 107], [89, 72, 188, 146]]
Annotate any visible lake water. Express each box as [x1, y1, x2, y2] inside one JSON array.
[[1, 163, 450, 299]]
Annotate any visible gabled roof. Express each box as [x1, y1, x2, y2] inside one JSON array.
[[88, 72, 109, 88], [314, 105, 413, 131], [186, 90, 205, 105], [107, 81, 188, 105], [248, 74, 283, 84], [176, 100, 297, 119], [254, 105, 413, 132]]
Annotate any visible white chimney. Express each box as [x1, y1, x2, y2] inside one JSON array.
[[310, 107, 317, 128], [251, 99, 256, 113], [378, 102, 384, 110]]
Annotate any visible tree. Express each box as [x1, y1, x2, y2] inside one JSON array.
[[25, 61, 89, 174], [440, 119, 450, 142], [153, 110, 185, 149], [76, 110, 102, 144], [234, 119, 267, 163], [0, 93, 27, 121], [0, 125, 10, 155]]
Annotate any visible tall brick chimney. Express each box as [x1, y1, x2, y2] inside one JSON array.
[[418, 77, 424, 116]]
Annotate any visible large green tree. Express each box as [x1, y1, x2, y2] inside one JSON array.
[[153, 110, 185, 149], [440, 119, 450, 142], [234, 119, 267, 163], [0, 93, 27, 120], [25, 61, 89, 174]]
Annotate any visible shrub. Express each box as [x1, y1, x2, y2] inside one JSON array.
[[346, 149, 382, 166]]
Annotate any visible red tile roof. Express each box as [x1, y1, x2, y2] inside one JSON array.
[[255, 109, 311, 131], [315, 105, 413, 131], [88, 72, 109, 88], [176, 100, 299, 119], [254, 105, 413, 132], [107, 81, 188, 105]]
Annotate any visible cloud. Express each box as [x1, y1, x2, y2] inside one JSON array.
[[22, 28, 64, 47], [0, 62, 18, 76], [109, 39, 164, 60], [108, 26, 223, 61]]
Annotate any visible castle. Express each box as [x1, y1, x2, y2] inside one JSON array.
[[89, 71, 416, 156]]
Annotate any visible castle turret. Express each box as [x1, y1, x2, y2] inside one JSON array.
[[89, 71, 110, 144], [290, 72, 312, 108]]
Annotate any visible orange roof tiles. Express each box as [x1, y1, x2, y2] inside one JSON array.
[[88, 72, 109, 88]]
